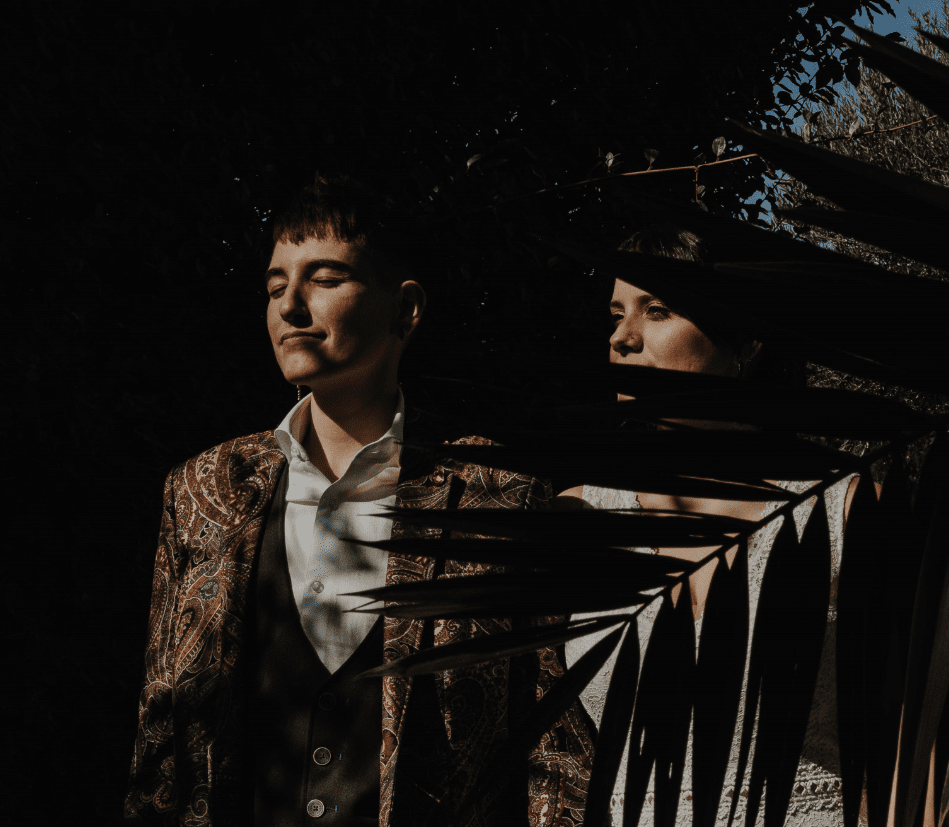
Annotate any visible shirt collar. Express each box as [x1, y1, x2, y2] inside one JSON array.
[[274, 386, 406, 469]]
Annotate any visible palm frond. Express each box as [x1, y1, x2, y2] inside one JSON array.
[[756, 494, 831, 827], [692, 538, 750, 827], [775, 207, 949, 273], [353, 536, 701, 577], [584, 622, 642, 827], [372, 504, 764, 544], [722, 117, 949, 215], [842, 20, 949, 121], [404, 434, 859, 485], [625, 587, 695, 827], [358, 614, 628, 678], [449, 625, 627, 824], [363, 24, 949, 827], [893, 432, 949, 827], [345, 569, 653, 619], [836, 474, 887, 827]]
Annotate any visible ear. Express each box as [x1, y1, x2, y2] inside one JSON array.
[[395, 280, 426, 343]]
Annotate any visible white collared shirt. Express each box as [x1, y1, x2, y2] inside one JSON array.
[[273, 389, 404, 673]]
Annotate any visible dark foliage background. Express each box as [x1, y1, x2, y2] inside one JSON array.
[[2, 0, 898, 821]]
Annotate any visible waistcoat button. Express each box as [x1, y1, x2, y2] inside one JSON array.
[[312, 746, 332, 766], [318, 692, 336, 710], [310, 580, 324, 594], [306, 799, 325, 818]]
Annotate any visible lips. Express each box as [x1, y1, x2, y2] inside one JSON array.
[[281, 331, 326, 343]]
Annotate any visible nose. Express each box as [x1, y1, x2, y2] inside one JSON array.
[[610, 316, 643, 358], [277, 281, 310, 323]]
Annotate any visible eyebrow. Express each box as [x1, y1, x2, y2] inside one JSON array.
[[264, 258, 357, 284]]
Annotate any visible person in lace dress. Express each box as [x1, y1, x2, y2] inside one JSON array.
[[555, 223, 873, 827]]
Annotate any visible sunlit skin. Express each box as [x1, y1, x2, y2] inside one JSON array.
[[265, 235, 425, 482], [607, 278, 740, 392], [555, 277, 868, 620]]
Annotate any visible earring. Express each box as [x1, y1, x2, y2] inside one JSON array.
[[297, 385, 302, 401]]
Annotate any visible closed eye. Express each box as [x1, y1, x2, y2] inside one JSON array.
[[268, 279, 344, 298]]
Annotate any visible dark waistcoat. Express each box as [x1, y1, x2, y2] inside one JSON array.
[[249, 466, 384, 827]]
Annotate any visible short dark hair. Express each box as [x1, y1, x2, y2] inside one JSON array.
[[617, 223, 805, 385], [269, 173, 416, 291]]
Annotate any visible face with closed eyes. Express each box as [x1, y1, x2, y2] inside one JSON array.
[[265, 235, 419, 395], [609, 278, 738, 400]]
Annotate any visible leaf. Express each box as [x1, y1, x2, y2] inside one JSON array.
[[775, 206, 949, 273], [916, 26, 949, 55], [565, 184, 926, 297], [358, 614, 628, 678], [584, 621, 641, 827], [625, 587, 695, 827], [644, 148, 659, 167], [404, 434, 858, 487], [758, 494, 831, 827], [695, 184, 706, 198], [845, 58, 863, 87], [836, 474, 886, 827], [692, 539, 749, 827], [346, 569, 655, 616], [466, 153, 483, 169], [712, 136, 726, 157], [377, 501, 758, 543], [728, 498, 831, 827], [866, 455, 916, 827], [694, 151, 707, 164], [452, 625, 627, 823], [840, 23, 949, 122], [722, 117, 949, 221], [894, 432, 949, 827], [359, 537, 700, 579]]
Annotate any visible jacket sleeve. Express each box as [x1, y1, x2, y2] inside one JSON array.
[[124, 467, 185, 824], [520, 474, 595, 827]]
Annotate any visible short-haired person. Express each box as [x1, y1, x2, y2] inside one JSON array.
[[125, 175, 594, 826]]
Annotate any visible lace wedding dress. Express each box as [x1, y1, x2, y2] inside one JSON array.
[[564, 476, 856, 827]]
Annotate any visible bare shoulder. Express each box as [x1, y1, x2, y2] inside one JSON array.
[[553, 485, 591, 510]]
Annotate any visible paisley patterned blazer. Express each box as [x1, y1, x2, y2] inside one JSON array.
[[125, 407, 595, 827]]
